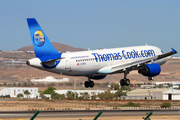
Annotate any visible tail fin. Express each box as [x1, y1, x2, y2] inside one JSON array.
[[27, 18, 62, 62]]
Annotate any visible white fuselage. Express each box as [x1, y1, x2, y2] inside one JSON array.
[[28, 45, 166, 77]]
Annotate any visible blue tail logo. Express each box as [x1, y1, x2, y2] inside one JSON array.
[[27, 18, 61, 59], [33, 30, 45, 47]]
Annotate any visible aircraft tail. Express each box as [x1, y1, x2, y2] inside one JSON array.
[[27, 18, 62, 62]]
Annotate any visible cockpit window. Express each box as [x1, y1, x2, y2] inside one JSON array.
[[161, 50, 164, 53]]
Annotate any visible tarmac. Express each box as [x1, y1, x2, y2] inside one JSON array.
[[1, 115, 180, 120]]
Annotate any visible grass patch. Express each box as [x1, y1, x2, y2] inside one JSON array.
[[160, 102, 171, 108], [116, 102, 140, 107]]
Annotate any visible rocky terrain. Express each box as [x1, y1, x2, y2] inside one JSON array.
[[16, 42, 86, 53]]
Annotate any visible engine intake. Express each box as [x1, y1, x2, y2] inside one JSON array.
[[138, 63, 161, 77]]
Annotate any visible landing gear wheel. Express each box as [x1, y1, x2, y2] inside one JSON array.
[[120, 79, 130, 86], [89, 81, 94, 88], [120, 70, 131, 86], [120, 79, 125, 86], [125, 79, 130, 86], [84, 81, 89, 88], [84, 80, 94, 88]]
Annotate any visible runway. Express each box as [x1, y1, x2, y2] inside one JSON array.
[[0, 110, 179, 119]]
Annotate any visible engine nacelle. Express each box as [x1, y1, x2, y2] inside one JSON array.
[[90, 75, 107, 80], [138, 63, 161, 77]]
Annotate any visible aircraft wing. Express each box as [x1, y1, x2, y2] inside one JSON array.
[[98, 48, 177, 74]]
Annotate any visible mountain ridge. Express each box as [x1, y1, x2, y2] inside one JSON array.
[[16, 42, 86, 52]]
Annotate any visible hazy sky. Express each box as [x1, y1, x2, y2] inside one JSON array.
[[0, 1, 179, 56]]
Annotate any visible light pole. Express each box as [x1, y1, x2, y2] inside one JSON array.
[[74, 79, 76, 99]]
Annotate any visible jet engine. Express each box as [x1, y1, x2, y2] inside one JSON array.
[[90, 75, 107, 80], [138, 63, 161, 77]]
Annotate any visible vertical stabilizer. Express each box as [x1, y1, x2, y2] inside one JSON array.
[[27, 18, 62, 62]]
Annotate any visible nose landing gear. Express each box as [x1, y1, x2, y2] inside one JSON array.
[[148, 77, 153, 81]]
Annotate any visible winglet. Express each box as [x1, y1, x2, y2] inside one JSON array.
[[171, 48, 177, 54]]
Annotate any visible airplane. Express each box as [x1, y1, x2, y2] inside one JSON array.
[[2, 59, 26, 64], [11, 59, 26, 64], [26, 18, 177, 88]]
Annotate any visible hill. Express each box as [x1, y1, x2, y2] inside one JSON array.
[[17, 42, 86, 52], [0, 58, 180, 85]]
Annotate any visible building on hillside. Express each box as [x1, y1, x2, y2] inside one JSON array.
[[171, 57, 180, 59], [163, 89, 180, 100], [55, 89, 117, 99], [153, 82, 180, 86], [125, 88, 171, 100], [140, 85, 155, 89], [31, 76, 69, 83], [0, 87, 38, 98], [26, 51, 34, 54]]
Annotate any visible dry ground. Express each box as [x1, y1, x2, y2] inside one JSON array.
[[0, 99, 180, 111], [0, 99, 180, 120], [0, 58, 180, 85]]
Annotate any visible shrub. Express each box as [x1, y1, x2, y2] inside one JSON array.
[[17, 93, 23, 98], [160, 102, 171, 108], [78, 96, 84, 100], [115, 102, 140, 107], [126, 102, 140, 107]]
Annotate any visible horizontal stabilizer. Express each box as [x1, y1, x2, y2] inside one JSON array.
[[39, 53, 63, 63]]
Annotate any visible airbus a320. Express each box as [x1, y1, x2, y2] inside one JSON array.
[[26, 18, 177, 88]]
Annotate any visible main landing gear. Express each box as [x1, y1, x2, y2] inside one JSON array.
[[84, 77, 94, 88], [148, 77, 153, 81], [120, 71, 130, 86]]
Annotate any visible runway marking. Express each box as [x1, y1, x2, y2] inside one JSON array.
[[17, 119, 23, 120]]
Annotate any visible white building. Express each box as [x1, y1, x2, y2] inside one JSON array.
[[0, 87, 38, 98], [55, 89, 117, 99], [126, 88, 171, 100], [163, 89, 180, 100], [153, 82, 180, 86], [0, 87, 10, 96], [31, 76, 69, 83]]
